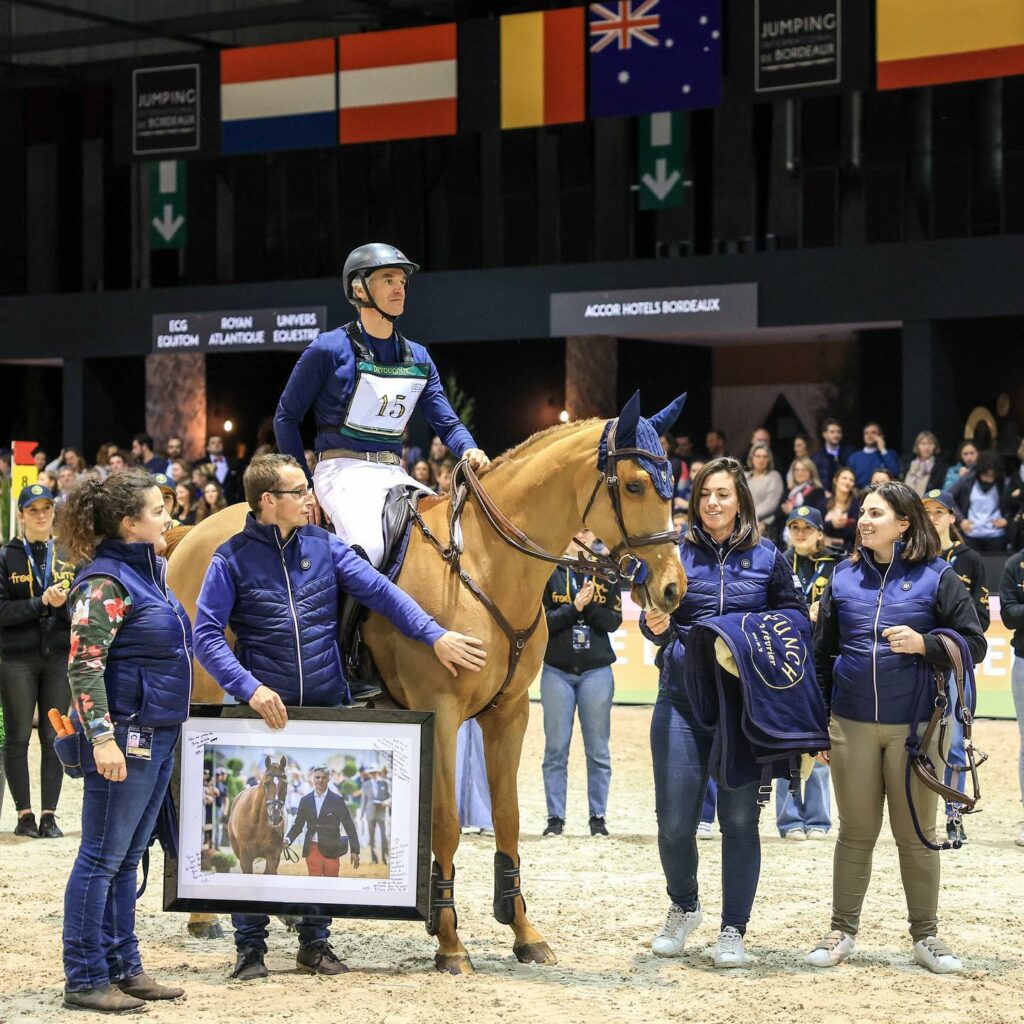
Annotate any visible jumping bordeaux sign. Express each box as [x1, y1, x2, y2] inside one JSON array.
[[550, 284, 758, 336], [152, 307, 327, 353]]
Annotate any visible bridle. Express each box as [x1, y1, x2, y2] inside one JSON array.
[[409, 416, 679, 711], [905, 630, 986, 851], [261, 773, 287, 829]]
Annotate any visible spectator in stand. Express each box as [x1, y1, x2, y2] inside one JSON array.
[[435, 460, 455, 496], [130, 434, 165, 474], [106, 452, 128, 475], [46, 448, 87, 476], [410, 460, 437, 490], [848, 422, 900, 489], [197, 435, 243, 505], [870, 468, 895, 487], [943, 440, 980, 492], [428, 436, 450, 479], [1007, 439, 1024, 552], [705, 429, 728, 460], [951, 452, 1011, 553], [36, 471, 57, 492], [674, 434, 696, 466], [812, 419, 854, 493], [56, 465, 79, 503], [94, 444, 118, 475], [997, 545, 1024, 847], [902, 431, 949, 497], [401, 428, 423, 472], [195, 480, 228, 523], [745, 443, 784, 540], [781, 458, 827, 518], [174, 483, 196, 526], [674, 460, 704, 514], [167, 460, 190, 486], [163, 436, 184, 473], [32, 448, 48, 473], [823, 467, 859, 551], [793, 435, 812, 462], [191, 464, 214, 498]]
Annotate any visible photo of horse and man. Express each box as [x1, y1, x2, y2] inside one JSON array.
[[199, 745, 393, 880]]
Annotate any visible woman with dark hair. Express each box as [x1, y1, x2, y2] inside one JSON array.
[[805, 481, 986, 975], [823, 467, 859, 551], [409, 459, 437, 490], [59, 471, 191, 1011], [174, 482, 197, 526], [950, 452, 1011, 553], [942, 438, 980, 492], [194, 479, 227, 523], [640, 457, 806, 967]]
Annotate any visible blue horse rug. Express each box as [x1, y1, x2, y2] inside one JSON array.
[[683, 609, 830, 800]]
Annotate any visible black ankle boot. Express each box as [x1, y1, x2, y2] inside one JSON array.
[[39, 813, 64, 838], [14, 813, 40, 838]]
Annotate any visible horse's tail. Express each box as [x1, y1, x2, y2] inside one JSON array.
[[165, 525, 194, 560]]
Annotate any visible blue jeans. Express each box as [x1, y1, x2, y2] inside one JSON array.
[[1013, 657, 1024, 806], [540, 664, 614, 819], [232, 913, 329, 955], [650, 687, 762, 932], [701, 778, 717, 824], [63, 724, 178, 992], [775, 761, 831, 835]]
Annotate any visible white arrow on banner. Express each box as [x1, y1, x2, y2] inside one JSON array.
[[152, 204, 184, 242], [641, 158, 681, 201]]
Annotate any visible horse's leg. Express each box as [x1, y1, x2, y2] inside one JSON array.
[[239, 851, 255, 874], [477, 696, 558, 966], [426, 699, 473, 976], [264, 845, 282, 875]]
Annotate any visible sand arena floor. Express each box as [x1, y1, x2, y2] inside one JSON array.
[[1, 706, 1022, 1024]]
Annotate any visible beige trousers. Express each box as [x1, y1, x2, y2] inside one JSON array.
[[829, 714, 942, 942]]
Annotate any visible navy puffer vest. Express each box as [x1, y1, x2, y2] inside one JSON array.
[[829, 545, 948, 724], [73, 540, 193, 726]]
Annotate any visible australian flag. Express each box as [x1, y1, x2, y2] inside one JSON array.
[[589, 0, 721, 119]]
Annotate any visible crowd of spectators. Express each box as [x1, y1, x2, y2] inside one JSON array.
[[664, 419, 1024, 556]]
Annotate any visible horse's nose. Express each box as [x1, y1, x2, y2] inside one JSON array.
[[663, 581, 679, 607]]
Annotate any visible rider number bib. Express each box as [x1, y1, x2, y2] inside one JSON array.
[[340, 360, 430, 444]]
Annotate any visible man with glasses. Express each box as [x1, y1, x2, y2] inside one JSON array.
[[192, 453, 487, 981]]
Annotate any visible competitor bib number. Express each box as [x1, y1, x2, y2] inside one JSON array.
[[341, 360, 429, 443]]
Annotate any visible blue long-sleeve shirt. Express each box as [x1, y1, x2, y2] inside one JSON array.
[[847, 447, 900, 489], [193, 516, 445, 705], [274, 325, 478, 481]]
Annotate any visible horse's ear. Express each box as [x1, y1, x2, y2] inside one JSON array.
[[278, 756, 286, 771], [265, 755, 272, 769], [648, 393, 688, 435], [616, 390, 642, 448]]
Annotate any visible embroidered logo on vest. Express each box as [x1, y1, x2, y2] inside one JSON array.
[[901, 581, 912, 591], [740, 558, 751, 569], [300, 558, 311, 570]]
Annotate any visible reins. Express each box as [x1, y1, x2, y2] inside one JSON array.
[[407, 417, 677, 709], [904, 630, 987, 851]]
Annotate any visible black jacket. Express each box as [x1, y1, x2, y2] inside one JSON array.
[[998, 548, 1024, 657], [942, 541, 991, 632], [0, 538, 74, 657], [542, 567, 622, 673], [286, 788, 360, 859], [781, 546, 841, 610]]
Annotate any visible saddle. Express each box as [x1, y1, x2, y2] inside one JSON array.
[[337, 485, 426, 696]]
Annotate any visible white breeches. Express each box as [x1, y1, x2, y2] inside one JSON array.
[[312, 457, 430, 567]]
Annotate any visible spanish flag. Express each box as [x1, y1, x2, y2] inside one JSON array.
[[500, 8, 585, 130], [877, 0, 1024, 90]]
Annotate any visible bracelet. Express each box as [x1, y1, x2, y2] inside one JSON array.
[[92, 733, 117, 748]]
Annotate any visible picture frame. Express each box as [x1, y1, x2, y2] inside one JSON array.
[[163, 704, 434, 921]]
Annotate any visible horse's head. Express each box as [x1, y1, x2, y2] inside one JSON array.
[[582, 391, 687, 614], [261, 755, 288, 828]]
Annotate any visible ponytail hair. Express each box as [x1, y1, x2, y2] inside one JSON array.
[[62, 470, 159, 564]]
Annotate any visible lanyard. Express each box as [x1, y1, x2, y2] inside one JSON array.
[[22, 538, 53, 594]]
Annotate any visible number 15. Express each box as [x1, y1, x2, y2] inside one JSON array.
[[378, 394, 407, 419]]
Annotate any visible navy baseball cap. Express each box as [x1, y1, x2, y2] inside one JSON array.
[[152, 473, 176, 495], [923, 489, 956, 512], [786, 505, 824, 531], [18, 483, 54, 509]]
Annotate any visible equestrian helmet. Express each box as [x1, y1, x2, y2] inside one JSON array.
[[343, 243, 419, 306]]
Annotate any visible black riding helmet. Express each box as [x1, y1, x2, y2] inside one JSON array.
[[343, 242, 419, 322]]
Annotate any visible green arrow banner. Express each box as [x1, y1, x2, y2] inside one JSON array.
[[638, 111, 686, 211], [148, 160, 187, 250]]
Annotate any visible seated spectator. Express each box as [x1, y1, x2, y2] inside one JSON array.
[[847, 422, 899, 488], [705, 429, 728, 460], [1007, 439, 1024, 551], [32, 447, 48, 473], [45, 447, 86, 476], [175, 482, 197, 526], [674, 459, 703, 512], [822, 467, 859, 550], [811, 418, 853, 492], [951, 452, 1011, 553], [745, 443, 784, 539], [36, 470, 57, 491], [869, 467, 894, 487], [751, 426, 772, 449], [168, 459, 191, 485], [781, 458, 827, 518], [131, 433, 166, 474], [792, 434, 812, 462], [428, 436, 450, 478], [943, 440, 980, 493], [410, 460, 437, 490], [194, 479, 228, 523], [192, 463, 215, 497], [197, 435, 243, 504], [673, 434, 695, 465], [401, 427, 423, 471], [106, 451, 127, 475], [901, 431, 949, 496], [672, 508, 688, 537], [55, 465, 79, 502], [164, 435, 185, 471], [435, 460, 456, 496], [93, 443, 118, 474]]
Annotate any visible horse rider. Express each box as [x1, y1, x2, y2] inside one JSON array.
[[192, 453, 486, 981], [364, 764, 392, 865], [284, 766, 361, 878], [274, 241, 491, 572]]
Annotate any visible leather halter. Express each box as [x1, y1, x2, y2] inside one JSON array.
[[904, 632, 987, 851], [408, 417, 678, 710]]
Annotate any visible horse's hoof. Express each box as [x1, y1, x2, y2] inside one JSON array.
[[513, 942, 558, 966], [434, 952, 475, 976], [187, 922, 225, 940]]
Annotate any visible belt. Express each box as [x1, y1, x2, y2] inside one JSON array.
[[319, 448, 401, 466]]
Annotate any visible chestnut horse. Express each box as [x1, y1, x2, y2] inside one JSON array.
[[226, 755, 289, 874], [167, 393, 687, 972]]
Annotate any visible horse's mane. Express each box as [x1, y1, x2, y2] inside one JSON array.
[[478, 418, 603, 478]]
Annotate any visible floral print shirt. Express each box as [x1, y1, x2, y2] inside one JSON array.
[[67, 577, 132, 745]]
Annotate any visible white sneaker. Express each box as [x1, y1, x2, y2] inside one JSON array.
[[651, 903, 703, 957], [1016, 825, 1024, 847], [783, 829, 807, 841], [913, 936, 963, 974], [805, 828, 828, 840], [805, 930, 855, 967], [696, 821, 714, 839], [708, 926, 754, 968]]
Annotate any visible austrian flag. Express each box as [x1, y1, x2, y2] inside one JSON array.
[[338, 24, 457, 144]]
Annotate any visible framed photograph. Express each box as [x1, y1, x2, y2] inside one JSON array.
[[163, 705, 434, 920]]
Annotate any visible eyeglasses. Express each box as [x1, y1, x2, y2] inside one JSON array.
[[268, 487, 312, 497]]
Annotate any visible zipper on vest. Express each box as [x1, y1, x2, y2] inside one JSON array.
[[150, 549, 194, 708], [863, 551, 894, 722], [715, 532, 748, 614], [276, 531, 304, 705]]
